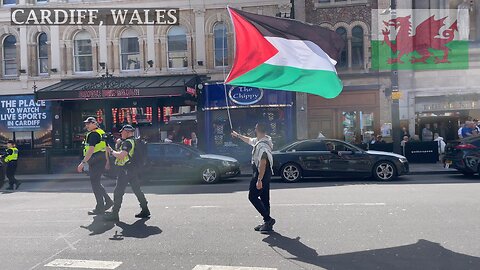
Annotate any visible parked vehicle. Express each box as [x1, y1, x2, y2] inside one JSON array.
[[141, 143, 240, 183], [272, 139, 409, 182], [443, 136, 480, 176]]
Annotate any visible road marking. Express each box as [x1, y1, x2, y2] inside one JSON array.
[[274, 203, 386, 206], [45, 259, 122, 269], [193, 266, 277, 270], [28, 240, 81, 270], [189, 203, 386, 208]]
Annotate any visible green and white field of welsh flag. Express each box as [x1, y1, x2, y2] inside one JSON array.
[[371, 9, 469, 70]]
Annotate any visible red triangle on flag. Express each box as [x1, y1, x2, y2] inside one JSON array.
[[226, 8, 279, 83]]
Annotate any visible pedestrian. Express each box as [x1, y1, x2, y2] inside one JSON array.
[[375, 135, 386, 143], [401, 126, 410, 138], [104, 124, 150, 222], [458, 123, 465, 139], [77, 117, 113, 216], [164, 134, 173, 143], [231, 123, 275, 233], [400, 135, 409, 156], [422, 124, 433, 141], [191, 132, 198, 148], [461, 121, 474, 138], [434, 133, 446, 162], [2, 140, 20, 190]]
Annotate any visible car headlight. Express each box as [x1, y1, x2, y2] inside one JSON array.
[[399, 158, 408, 163]]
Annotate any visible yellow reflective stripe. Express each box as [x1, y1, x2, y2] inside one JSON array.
[[115, 139, 135, 166], [83, 129, 107, 156], [4, 147, 18, 162]]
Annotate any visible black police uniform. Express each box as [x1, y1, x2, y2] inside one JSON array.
[[84, 129, 113, 213], [108, 137, 149, 220], [4, 148, 20, 190]]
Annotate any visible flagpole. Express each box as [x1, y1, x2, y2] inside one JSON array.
[[223, 7, 233, 130]]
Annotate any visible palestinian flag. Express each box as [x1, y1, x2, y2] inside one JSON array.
[[225, 7, 344, 99], [371, 9, 469, 70]]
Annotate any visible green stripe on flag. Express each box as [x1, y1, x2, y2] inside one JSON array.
[[228, 63, 343, 99], [371, 40, 469, 70]]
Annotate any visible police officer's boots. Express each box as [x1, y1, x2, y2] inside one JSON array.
[[135, 207, 150, 218]]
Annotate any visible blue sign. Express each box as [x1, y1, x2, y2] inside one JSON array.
[[228, 86, 264, 105], [203, 83, 293, 109], [0, 95, 52, 132]]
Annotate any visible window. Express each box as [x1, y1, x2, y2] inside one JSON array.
[[36, 0, 48, 3], [167, 26, 188, 69], [73, 31, 93, 72], [214, 22, 228, 67], [38, 33, 48, 75], [335, 27, 348, 68], [316, 0, 367, 6], [3, 35, 17, 76], [3, 0, 16, 5], [120, 29, 140, 71], [290, 141, 327, 151], [351, 26, 364, 67]]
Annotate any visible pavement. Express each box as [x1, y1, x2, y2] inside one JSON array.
[[12, 162, 458, 182], [1, 174, 479, 270]]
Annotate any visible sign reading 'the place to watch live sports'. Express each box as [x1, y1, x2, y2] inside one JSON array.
[[0, 95, 52, 132]]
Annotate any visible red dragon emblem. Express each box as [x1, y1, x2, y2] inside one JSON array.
[[382, 15, 458, 64]]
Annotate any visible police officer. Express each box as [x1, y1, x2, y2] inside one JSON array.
[[3, 140, 20, 190], [77, 117, 113, 215], [104, 124, 150, 222]]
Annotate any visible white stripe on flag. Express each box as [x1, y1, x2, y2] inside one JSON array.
[[265, 37, 337, 72], [45, 259, 122, 269]]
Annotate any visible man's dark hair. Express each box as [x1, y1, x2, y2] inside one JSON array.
[[7, 140, 15, 144], [256, 122, 268, 134]]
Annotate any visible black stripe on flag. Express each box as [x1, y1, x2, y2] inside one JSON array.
[[230, 8, 345, 62]]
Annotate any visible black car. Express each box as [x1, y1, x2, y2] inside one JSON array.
[[443, 136, 480, 176], [141, 143, 240, 183], [272, 139, 409, 182]]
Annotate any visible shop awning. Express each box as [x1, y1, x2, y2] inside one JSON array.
[[35, 75, 203, 101]]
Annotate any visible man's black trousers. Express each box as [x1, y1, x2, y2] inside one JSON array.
[[249, 164, 272, 222], [112, 167, 148, 214], [88, 154, 111, 210], [6, 161, 18, 186]]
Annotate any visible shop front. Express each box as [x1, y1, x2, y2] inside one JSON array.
[[0, 94, 54, 173], [35, 74, 204, 173], [307, 86, 381, 144], [415, 94, 480, 142], [202, 83, 295, 164]]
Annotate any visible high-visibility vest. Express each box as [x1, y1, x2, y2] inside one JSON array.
[[83, 128, 107, 156], [4, 147, 18, 163], [115, 138, 135, 167]]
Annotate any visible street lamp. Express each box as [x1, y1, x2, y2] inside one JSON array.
[[99, 62, 112, 78]]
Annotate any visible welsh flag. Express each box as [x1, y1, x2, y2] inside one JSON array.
[[372, 9, 469, 70], [225, 7, 345, 99]]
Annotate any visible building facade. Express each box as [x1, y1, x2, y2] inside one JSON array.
[[0, 0, 290, 154]]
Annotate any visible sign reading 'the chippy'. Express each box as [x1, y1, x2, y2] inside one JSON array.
[[0, 95, 51, 132]]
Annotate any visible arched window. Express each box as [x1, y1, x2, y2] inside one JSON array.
[[3, 35, 17, 76], [351, 26, 364, 67], [73, 31, 92, 72], [335, 27, 348, 68], [38, 33, 48, 75], [214, 22, 228, 67], [120, 28, 140, 71], [167, 26, 188, 69]]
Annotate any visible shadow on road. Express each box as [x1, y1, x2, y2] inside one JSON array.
[[109, 219, 162, 240], [80, 215, 115, 236], [263, 233, 480, 270]]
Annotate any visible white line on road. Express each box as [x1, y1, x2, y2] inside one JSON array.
[[28, 239, 82, 270], [189, 203, 386, 208], [45, 259, 122, 269], [193, 265, 277, 270]]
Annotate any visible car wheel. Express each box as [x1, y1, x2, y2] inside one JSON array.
[[373, 161, 397, 181], [201, 166, 219, 184], [281, 163, 302, 183]]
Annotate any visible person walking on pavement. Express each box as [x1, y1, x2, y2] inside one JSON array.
[[104, 124, 150, 222], [77, 117, 113, 215], [2, 140, 20, 190], [232, 123, 275, 234]]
